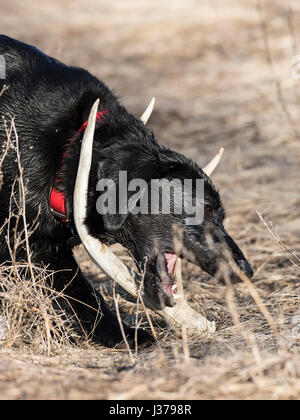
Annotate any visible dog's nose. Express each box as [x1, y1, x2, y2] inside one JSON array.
[[238, 259, 254, 278]]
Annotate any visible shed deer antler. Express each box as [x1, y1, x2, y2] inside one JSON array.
[[73, 99, 216, 334]]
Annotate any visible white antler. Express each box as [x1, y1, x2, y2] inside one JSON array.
[[73, 99, 215, 335], [140, 97, 155, 125], [0, 315, 7, 341], [203, 147, 224, 176]]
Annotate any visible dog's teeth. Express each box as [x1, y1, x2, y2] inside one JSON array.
[[172, 285, 177, 292]]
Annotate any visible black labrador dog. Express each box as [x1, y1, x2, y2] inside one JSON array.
[[0, 35, 253, 347]]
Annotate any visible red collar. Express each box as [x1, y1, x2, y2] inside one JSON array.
[[50, 110, 107, 223]]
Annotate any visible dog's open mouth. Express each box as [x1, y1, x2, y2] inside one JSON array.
[[163, 252, 178, 296], [143, 252, 178, 309]]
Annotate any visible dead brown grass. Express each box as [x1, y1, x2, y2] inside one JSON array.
[[0, 121, 83, 355], [0, 0, 299, 400]]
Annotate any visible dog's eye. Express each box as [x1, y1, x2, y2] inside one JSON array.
[[205, 205, 212, 214]]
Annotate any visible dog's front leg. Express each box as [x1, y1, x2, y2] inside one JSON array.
[[45, 245, 152, 348]]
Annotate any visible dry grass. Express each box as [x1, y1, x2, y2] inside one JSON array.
[[0, 0, 299, 400], [0, 122, 83, 355]]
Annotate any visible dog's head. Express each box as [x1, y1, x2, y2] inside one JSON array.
[[81, 101, 253, 310]]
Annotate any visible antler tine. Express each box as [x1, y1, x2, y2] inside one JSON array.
[[203, 147, 224, 176]]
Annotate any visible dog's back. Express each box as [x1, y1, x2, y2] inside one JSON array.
[[0, 35, 58, 74], [0, 36, 118, 239], [0, 35, 110, 122]]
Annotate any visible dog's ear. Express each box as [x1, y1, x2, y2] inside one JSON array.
[[95, 183, 129, 231], [101, 213, 129, 232], [95, 147, 188, 233], [96, 160, 129, 232]]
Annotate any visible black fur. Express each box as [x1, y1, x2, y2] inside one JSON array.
[[0, 35, 253, 347]]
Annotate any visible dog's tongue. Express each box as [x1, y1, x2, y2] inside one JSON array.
[[164, 253, 178, 275]]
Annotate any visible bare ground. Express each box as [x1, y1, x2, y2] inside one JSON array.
[[0, 0, 299, 400]]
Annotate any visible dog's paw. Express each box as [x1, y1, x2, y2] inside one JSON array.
[[92, 323, 154, 349], [122, 327, 154, 350]]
